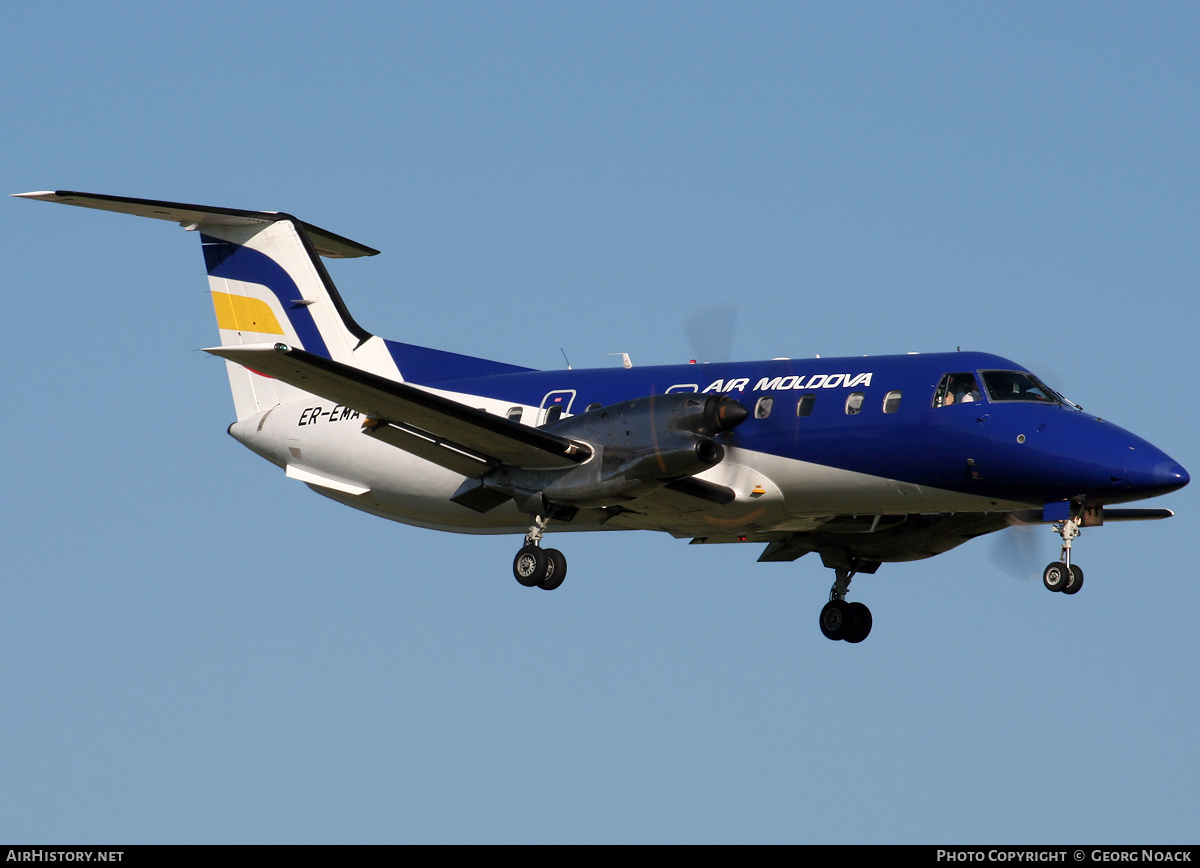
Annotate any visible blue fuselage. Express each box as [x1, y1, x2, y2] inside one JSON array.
[[415, 349, 1187, 511]]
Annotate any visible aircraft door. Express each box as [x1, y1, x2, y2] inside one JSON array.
[[540, 390, 576, 424]]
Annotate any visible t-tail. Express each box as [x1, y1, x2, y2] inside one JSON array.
[[14, 190, 395, 420]]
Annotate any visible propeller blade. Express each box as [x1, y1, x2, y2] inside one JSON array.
[[684, 303, 738, 363], [987, 517, 1055, 581]]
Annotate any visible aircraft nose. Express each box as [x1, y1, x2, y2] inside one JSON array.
[[1153, 459, 1189, 492], [1124, 448, 1189, 499], [1041, 415, 1189, 504]]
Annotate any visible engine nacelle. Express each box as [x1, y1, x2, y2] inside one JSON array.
[[482, 393, 748, 510]]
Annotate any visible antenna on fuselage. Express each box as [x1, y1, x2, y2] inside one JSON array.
[[560, 348, 572, 370]]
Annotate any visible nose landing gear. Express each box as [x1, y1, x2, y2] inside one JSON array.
[[512, 515, 568, 591], [1043, 517, 1084, 595], [819, 568, 873, 643]]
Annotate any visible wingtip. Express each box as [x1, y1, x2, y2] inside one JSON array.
[[11, 191, 58, 199]]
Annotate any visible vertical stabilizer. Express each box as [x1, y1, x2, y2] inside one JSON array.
[[13, 191, 384, 421], [200, 217, 375, 417]]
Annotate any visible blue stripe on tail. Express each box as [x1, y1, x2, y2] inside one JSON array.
[[201, 234, 331, 358]]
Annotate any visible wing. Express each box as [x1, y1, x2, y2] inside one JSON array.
[[207, 342, 590, 478], [748, 506, 1176, 568], [680, 512, 1016, 574]]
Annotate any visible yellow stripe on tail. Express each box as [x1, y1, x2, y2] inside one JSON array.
[[211, 291, 285, 335]]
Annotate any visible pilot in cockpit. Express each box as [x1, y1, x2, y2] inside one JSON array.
[[939, 373, 981, 407], [955, 377, 981, 404]]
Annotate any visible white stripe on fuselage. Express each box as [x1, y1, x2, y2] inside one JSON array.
[[230, 390, 1030, 538]]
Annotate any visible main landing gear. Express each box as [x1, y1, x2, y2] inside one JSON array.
[[512, 515, 568, 591], [819, 568, 873, 643], [1042, 517, 1084, 595]]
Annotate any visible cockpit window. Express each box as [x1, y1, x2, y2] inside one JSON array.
[[934, 373, 982, 408], [981, 370, 1060, 404]]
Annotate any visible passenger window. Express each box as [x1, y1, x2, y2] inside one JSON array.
[[507, 407, 522, 422], [754, 397, 774, 419], [796, 394, 816, 417], [845, 392, 864, 415], [934, 373, 982, 408], [883, 390, 902, 414]]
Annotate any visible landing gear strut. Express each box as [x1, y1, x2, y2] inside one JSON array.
[[819, 568, 872, 643], [1043, 517, 1084, 595], [512, 515, 568, 591]]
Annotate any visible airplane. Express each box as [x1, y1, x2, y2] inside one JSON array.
[[16, 190, 1190, 643]]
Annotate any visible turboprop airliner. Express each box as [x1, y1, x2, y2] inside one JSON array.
[[17, 190, 1189, 643]]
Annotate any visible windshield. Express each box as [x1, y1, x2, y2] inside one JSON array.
[[981, 370, 1073, 406]]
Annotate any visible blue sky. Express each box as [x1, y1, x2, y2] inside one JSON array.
[[3, 2, 1197, 843]]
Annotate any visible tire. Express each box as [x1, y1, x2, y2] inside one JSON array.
[[1062, 564, 1084, 595], [819, 600, 851, 641], [538, 549, 568, 591], [843, 601, 873, 644], [513, 545, 547, 587], [1043, 562, 1069, 592]]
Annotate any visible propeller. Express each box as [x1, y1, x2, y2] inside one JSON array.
[[987, 515, 1056, 581], [684, 303, 738, 363]]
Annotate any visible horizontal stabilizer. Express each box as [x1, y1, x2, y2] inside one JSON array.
[[208, 342, 590, 472], [13, 190, 378, 258]]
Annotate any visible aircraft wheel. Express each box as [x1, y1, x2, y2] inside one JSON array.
[[843, 601, 873, 643], [513, 545, 547, 587], [538, 549, 568, 590], [819, 600, 851, 641], [1042, 562, 1069, 593], [1062, 564, 1084, 595]]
